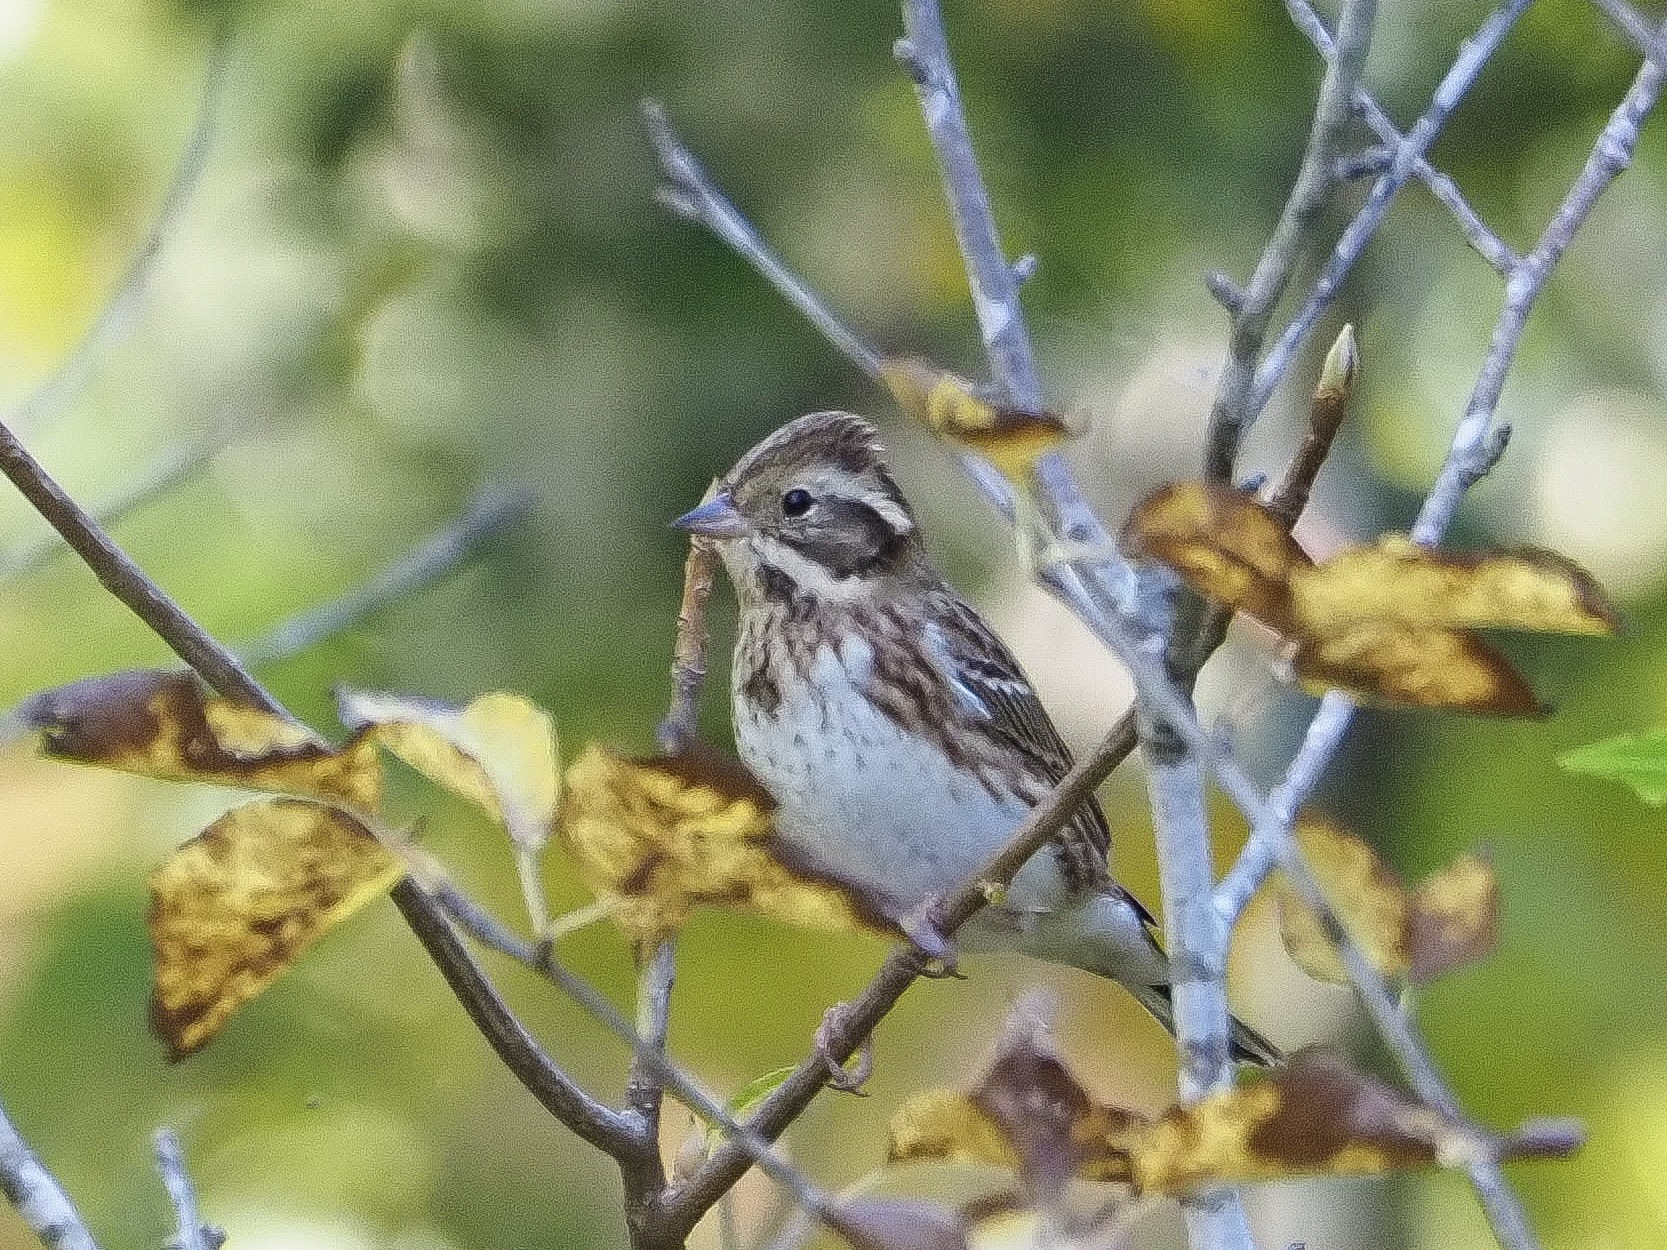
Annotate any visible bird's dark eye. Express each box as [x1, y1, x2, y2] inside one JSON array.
[[781, 488, 814, 517]]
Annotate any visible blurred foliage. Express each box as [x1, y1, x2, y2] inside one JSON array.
[[0, 0, 1664, 1247]]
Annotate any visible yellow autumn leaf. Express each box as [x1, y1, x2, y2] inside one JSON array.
[[148, 798, 403, 1059], [1121, 481, 1617, 716], [880, 356, 1068, 483], [23, 669, 382, 810], [1293, 537, 1619, 636], [1292, 623, 1543, 718], [1407, 852, 1499, 983], [337, 688, 558, 851], [1118, 481, 1306, 632], [560, 744, 887, 950], [1275, 819, 1500, 985], [1274, 818, 1410, 983]]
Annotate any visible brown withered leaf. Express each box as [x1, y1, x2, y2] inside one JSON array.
[[1118, 481, 1307, 631], [560, 743, 889, 949], [880, 356, 1069, 482], [1122, 482, 1618, 715], [149, 798, 403, 1058], [1274, 819, 1499, 985], [1130, 1050, 1573, 1193], [888, 1015, 1141, 1191], [890, 1037, 1578, 1197], [22, 670, 382, 810], [337, 688, 558, 851]]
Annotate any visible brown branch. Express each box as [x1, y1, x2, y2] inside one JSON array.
[[391, 882, 643, 1157], [0, 418, 651, 1181], [657, 538, 719, 753]]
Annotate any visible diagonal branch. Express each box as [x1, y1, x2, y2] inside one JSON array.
[[895, 0, 1041, 410], [0, 428, 647, 1173], [1250, 0, 1535, 417], [236, 486, 535, 667], [0, 433, 226, 581], [1284, 0, 1519, 273], [391, 882, 643, 1156], [1204, 0, 1378, 479], [655, 713, 1138, 1242]]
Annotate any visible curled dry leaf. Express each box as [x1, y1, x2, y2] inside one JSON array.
[[21, 669, 381, 810], [1121, 482, 1619, 715], [560, 743, 890, 950], [337, 687, 559, 851], [1273, 818, 1499, 985], [149, 798, 403, 1058], [880, 356, 1069, 483], [889, 1032, 1577, 1197]]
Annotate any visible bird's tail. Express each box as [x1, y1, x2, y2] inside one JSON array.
[[1129, 982, 1283, 1067]]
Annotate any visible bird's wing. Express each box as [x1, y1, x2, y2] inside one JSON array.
[[924, 593, 1124, 900]]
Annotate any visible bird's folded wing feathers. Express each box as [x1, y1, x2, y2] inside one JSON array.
[[924, 596, 1118, 896]]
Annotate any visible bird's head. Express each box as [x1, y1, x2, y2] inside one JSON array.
[[673, 410, 924, 601]]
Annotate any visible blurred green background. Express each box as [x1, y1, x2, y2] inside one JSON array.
[[1, 0, 1664, 1246]]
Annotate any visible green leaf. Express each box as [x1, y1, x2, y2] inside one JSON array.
[[698, 1065, 798, 1153], [1559, 731, 1667, 805]]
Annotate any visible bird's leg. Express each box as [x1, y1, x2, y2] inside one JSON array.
[[813, 1001, 874, 1094]]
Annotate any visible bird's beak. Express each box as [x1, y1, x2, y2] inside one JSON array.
[[672, 489, 749, 539]]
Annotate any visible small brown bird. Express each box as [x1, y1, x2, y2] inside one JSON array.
[[675, 410, 1277, 1064]]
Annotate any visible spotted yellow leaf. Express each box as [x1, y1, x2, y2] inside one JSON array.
[[1122, 481, 1618, 716], [22, 670, 381, 810], [560, 744, 888, 950], [149, 798, 403, 1058], [1274, 818, 1499, 985], [890, 1024, 1577, 1196]]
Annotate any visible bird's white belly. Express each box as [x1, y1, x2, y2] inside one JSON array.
[[734, 636, 1065, 915]]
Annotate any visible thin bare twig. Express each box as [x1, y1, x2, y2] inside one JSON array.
[[642, 101, 1022, 524], [0, 434, 225, 581], [895, 0, 1040, 410], [0, 416, 279, 717], [1205, 0, 1378, 479], [642, 101, 882, 381], [11, 39, 225, 434], [0, 1101, 100, 1250], [1251, 0, 1536, 417], [622, 939, 677, 1235], [1285, 0, 1520, 274], [236, 486, 534, 667], [153, 1129, 224, 1250]]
